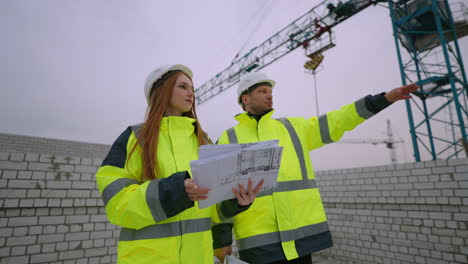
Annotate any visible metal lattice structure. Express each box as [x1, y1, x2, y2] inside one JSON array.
[[388, 0, 468, 160]]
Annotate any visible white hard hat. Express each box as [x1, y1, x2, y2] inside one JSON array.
[[144, 64, 193, 102], [237, 72, 275, 105]]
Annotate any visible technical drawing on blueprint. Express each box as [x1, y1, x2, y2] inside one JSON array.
[[191, 140, 283, 208]]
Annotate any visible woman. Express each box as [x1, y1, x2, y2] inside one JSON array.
[[96, 64, 263, 264]]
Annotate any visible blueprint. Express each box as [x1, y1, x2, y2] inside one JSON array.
[[224, 255, 249, 264], [191, 140, 283, 209]]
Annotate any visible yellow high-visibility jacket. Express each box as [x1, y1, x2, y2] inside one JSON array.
[[97, 116, 230, 264], [215, 94, 391, 263]]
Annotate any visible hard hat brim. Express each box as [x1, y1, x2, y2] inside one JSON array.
[[237, 78, 275, 105], [144, 64, 193, 102]]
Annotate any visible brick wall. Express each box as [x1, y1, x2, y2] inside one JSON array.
[[0, 133, 467, 264], [315, 159, 468, 264], [0, 151, 117, 264], [0, 133, 110, 159]]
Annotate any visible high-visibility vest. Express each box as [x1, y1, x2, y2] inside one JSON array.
[[96, 116, 216, 264], [218, 97, 377, 263]]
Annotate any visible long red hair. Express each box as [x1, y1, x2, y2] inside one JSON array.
[[131, 70, 209, 180]]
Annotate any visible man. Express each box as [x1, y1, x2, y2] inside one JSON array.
[[212, 71, 418, 264]]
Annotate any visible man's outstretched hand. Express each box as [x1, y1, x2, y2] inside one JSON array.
[[385, 83, 419, 103]]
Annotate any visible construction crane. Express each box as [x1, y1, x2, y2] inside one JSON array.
[[195, 0, 468, 162], [336, 120, 403, 164], [195, 0, 387, 105]]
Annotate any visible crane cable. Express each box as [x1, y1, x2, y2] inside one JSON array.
[[313, 70, 320, 116], [231, 0, 275, 64]]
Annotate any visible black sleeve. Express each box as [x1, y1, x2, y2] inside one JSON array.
[[365, 93, 393, 114], [212, 223, 234, 249], [219, 198, 250, 218], [148, 171, 194, 219]]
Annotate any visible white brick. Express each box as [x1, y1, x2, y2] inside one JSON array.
[[81, 158, 92, 165], [8, 216, 37, 227], [17, 171, 32, 179], [10, 245, 26, 256], [9, 153, 25, 161], [28, 162, 74, 172], [84, 247, 107, 257], [428, 212, 452, 220], [455, 254, 467, 263], [0, 247, 11, 258], [31, 171, 46, 179], [85, 199, 98, 206], [53, 156, 72, 164], [73, 199, 86, 206], [74, 165, 97, 174], [456, 165, 468, 173], [0, 256, 30, 263], [92, 158, 103, 166], [67, 156, 81, 165], [66, 215, 90, 224], [80, 173, 93, 180], [59, 250, 85, 260], [37, 234, 65, 244], [0, 161, 28, 170], [38, 216, 65, 225], [19, 199, 34, 208], [25, 153, 40, 162], [56, 225, 69, 233], [42, 243, 56, 252], [448, 158, 468, 166], [71, 181, 97, 189], [30, 252, 58, 263], [61, 199, 74, 207], [5, 209, 20, 217], [67, 190, 91, 198], [28, 226, 42, 235], [0, 152, 10, 160], [454, 213, 468, 221], [46, 180, 72, 189], [412, 168, 432, 175], [6, 236, 37, 246], [39, 154, 57, 163], [65, 232, 90, 241], [3, 199, 19, 208], [455, 189, 468, 197], [8, 179, 38, 189], [27, 244, 41, 254], [41, 190, 67, 198], [420, 190, 441, 196], [0, 227, 13, 238], [56, 242, 68, 251], [0, 179, 7, 188], [88, 231, 111, 241], [2, 170, 17, 179], [434, 181, 458, 189], [453, 173, 467, 181], [33, 199, 48, 207], [47, 199, 61, 207]]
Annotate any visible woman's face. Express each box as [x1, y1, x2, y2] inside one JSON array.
[[165, 74, 194, 116]]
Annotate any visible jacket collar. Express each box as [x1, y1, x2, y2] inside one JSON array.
[[235, 109, 275, 124], [160, 116, 196, 135]]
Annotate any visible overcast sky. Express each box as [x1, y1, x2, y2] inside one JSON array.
[[2, 0, 467, 170]]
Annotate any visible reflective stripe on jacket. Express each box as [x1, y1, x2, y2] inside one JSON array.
[[217, 95, 390, 263], [96, 116, 215, 264]]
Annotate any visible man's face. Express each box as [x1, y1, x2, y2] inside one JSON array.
[[242, 85, 273, 115]]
